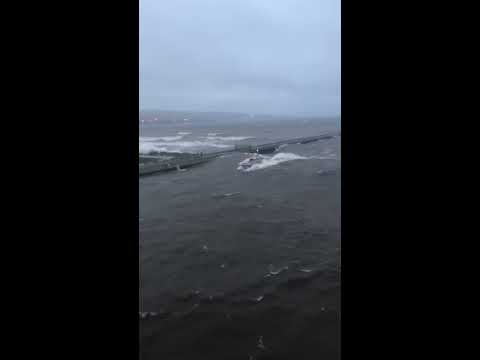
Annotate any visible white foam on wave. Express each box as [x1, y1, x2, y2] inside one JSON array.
[[139, 136, 163, 142], [139, 142, 174, 154], [310, 153, 338, 160], [159, 135, 184, 141], [224, 192, 240, 197], [140, 131, 192, 143], [237, 152, 310, 172], [163, 140, 230, 149], [139, 135, 183, 142], [139, 139, 231, 154], [139, 133, 254, 155], [238, 153, 262, 166], [205, 135, 253, 141]]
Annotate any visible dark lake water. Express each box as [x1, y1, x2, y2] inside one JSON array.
[[139, 116, 341, 360]]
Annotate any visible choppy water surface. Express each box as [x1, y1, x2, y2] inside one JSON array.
[[139, 117, 341, 360]]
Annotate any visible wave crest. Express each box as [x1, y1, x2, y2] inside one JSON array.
[[237, 152, 310, 172]]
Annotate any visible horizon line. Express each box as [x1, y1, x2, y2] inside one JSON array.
[[139, 108, 340, 119]]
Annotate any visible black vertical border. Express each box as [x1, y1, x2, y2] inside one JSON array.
[[17, 1, 142, 357], [341, 0, 430, 358], [64, 1, 140, 358]]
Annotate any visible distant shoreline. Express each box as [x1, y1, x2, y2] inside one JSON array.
[[139, 109, 340, 124]]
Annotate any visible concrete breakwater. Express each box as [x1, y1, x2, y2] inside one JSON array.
[[139, 134, 338, 176], [139, 153, 215, 176]]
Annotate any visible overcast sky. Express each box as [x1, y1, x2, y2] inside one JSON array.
[[140, 0, 340, 117]]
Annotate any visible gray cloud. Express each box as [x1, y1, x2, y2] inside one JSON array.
[[140, 0, 340, 117]]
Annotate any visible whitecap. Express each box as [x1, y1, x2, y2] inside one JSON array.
[[139, 135, 184, 142], [267, 265, 289, 276], [317, 169, 337, 175], [223, 192, 240, 197], [205, 135, 253, 141], [237, 152, 310, 172], [254, 295, 264, 302], [139, 139, 231, 154], [139, 136, 164, 142], [298, 268, 314, 273], [139, 142, 173, 154], [158, 136, 184, 141]]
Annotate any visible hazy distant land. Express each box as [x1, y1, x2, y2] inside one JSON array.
[[139, 110, 340, 126]]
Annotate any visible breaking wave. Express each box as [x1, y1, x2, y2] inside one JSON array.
[[139, 136, 182, 142], [237, 152, 310, 172], [139, 139, 231, 154], [140, 132, 192, 143], [204, 135, 253, 141], [158, 136, 184, 141], [139, 137, 165, 142], [139, 142, 175, 154], [139, 132, 253, 154]]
